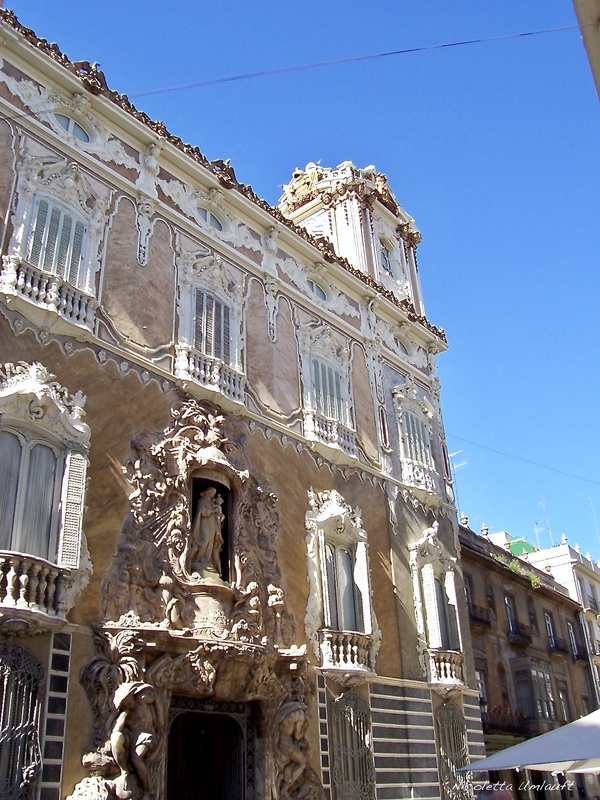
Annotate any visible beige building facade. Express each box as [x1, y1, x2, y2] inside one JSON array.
[[0, 8, 484, 800]]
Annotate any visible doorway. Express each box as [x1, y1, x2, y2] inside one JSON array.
[[166, 698, 253, 800]]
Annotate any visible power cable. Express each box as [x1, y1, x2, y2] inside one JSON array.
[[130, 25, 580, 98], [448, 434, 600, 486]]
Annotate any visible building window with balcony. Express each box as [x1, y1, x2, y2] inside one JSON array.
[[297, 322, 356, 457], [330, 691, 376, 800], [305, 489, 378, 675], [1, 155, 106, 334], [409, 523, 464, 687], [392, 376, 438, 495], [544, 612, 556, 648], [0, 362, 91, 628], [175, 250, 245, 404]]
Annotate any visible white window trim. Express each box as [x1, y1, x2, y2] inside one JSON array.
[[409, 523, 464, 680], [393, 376, 439, 495], [8, 155, 106, 295], [175, 249, 245, 404], [297, 322, 356, 456], [305, 489, 380, 674]]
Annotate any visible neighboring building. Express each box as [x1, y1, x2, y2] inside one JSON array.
[[460, 522, 599, 798], [0, 9, 484, 800], [524, 537, 600, 706]]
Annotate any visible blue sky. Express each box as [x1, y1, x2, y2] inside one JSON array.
[[6, 2, 599, 555]]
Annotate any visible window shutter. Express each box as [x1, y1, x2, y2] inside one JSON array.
[[56, 213, 73, 278], [28, 199, 49, 267], [58, 451, 87, 569], [42, 205, 62, 273], [221, 303, 230, 364], [194, 289, 205, 351], [205, 294, 215, 356], [68, 219, 85, 285]]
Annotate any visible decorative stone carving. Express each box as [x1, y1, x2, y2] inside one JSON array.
[[0, 61, 137, 169], [135, 196, 156, 267], [101, 396, 292, 647], [135, 141, 162, 199]]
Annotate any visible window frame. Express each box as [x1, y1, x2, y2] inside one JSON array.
[[26, 195, 87, 286], [193, 287, 232, 364], [0, 425, 64, 562], [310, 355, 347, 425], [53, 112, 91, 143]]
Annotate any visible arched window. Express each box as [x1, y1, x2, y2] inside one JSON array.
[[53, 113, 91, 143], [379, 241, 393, 276], [27, 197, 86, 285], [197, 206, 223, 231], [307, 279, 327, 300]]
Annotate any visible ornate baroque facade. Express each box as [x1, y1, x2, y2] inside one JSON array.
[[0, 9, 484, 800]]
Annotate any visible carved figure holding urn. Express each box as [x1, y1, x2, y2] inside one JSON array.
[[188, 487, 225, 577], [109, 682, 164, 800]]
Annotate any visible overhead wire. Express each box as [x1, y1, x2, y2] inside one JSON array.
[[130, 24, 580, 98]]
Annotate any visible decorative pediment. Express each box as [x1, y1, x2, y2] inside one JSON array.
[[297, 322, 349, 366], [409, 522, 456, 573], [392, 375, 434, 420], [176, 249, 238, 300], [0, 361, 89, 445], [16, 154, 103, 221]]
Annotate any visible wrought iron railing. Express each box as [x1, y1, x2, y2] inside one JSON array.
[[507, 621, 532, 645]]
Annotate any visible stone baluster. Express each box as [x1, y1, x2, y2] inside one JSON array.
[[4, 556, 19, 606], [17, 556, 32, 608]]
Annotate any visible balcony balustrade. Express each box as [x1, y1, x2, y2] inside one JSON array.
[[318, 629, 373, 674], [0, 551, 71, 623], [481, 709, 530, 736], [587, 595, 599, 613], [175, 345, 246, 404], [426, 649, 465, 686], [548, 637, 570, 659], [400, 458, 438, 494], [304, 411, 358, 458], [0, 257, 97, 331], [507, 621, 532, 645]]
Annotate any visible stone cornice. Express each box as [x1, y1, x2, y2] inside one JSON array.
[[0, 8, 446, 344]]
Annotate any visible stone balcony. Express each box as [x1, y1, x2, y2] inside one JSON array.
[[304, 411, 358, 459], [318, 629, 374, 675], [0, 256, 97, 335], [426, 648, 465, 687], [175, 345, 246, 405], [0, 551, 72, 634], [400, 458, 439, 495]]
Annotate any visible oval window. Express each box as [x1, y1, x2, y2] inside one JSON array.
[[197, 206, 223, 231], [307, 279, 327, 301], [54, 113, 90, 143]]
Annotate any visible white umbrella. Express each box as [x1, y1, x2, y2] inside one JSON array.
[[459, 709, 600, 773]]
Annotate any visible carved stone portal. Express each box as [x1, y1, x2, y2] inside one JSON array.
[[70, 396, 322, 799]]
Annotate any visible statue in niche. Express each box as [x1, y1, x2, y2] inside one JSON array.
[[188, 487, 225, 577], [109, 681, 164, 800]]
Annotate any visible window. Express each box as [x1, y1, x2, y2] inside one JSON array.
[[544, 612, 556, 648], [379, 242, 393, 275], [409, 523, 463, 662], [0, 641, 44, 799], [531, 665, 556, 719], [475, 669, 487, 709], [558, 688, 570, 721], [505, 595, 517, 633], [0, 362, 90, 623], [402, 409, 433, 467], [27, 197, 86, 284], [54, 112, 90, 142], [174, 251, 245, 403], [0, 429, 62, 560], [305, 489, 378, 673], [567, 621, 578, 658], [330, 692, 376, 800], [324, 541, 363, 632], [193, 288, 231, 363], [311, 357, 345, 423], [513, 668, 534, 718], [197, 206, 223, 231], [307, 279, 327, 300]]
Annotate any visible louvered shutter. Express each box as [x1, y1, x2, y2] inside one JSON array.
[[28, 199, 49, 267], [58, 451, 87, 568]]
